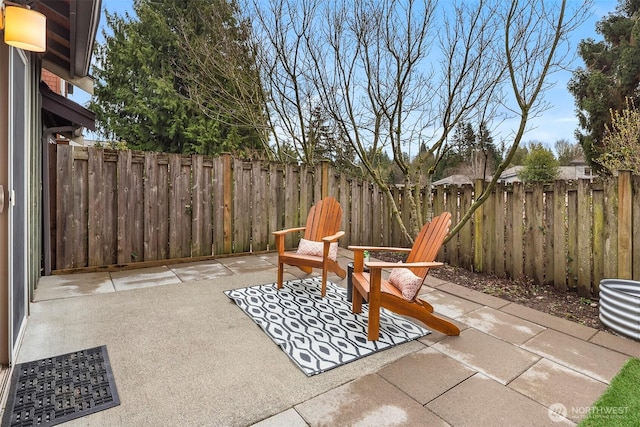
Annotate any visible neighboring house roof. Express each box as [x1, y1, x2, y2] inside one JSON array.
[[499, 165, 595, 182], [36, 0, 102, 93], [432, 175, 473, 186]]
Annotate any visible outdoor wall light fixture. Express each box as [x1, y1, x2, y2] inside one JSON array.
[[0, 1, 47, 52]]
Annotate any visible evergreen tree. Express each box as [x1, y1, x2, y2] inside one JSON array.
[[568, 0, 640, 169], [475, 121, 501, 178], [433, 121, 500, 180], [305, 105, 356, 171], [90, 0, 262, 154], [517, 143, 560, 182]]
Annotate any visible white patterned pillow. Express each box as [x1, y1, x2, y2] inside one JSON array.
[[388, 264, 423, 301], [296, 238, 338, 261]]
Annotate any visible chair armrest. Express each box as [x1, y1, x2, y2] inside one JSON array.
[[273, 226, 306, 254], [322, 231, 345, 243], [365, 261, 444, 269], [272, 226, 306, 236], [348, 245, 412, 253]]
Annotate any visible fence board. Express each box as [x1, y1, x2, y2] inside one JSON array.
[[234, 160, 251, 253], [314, 163, 322, 201], [544, 187, 554, 285], [567, 188, 578, 290], [56, 145, 73, 269], [603, 178, 618, 280], [73, 150, 88, 268], [531, 185, 544, 286], [494, 184, 505, 277], [268, 163, 281, 250], [156, 155, 170, 260], [284, 163, 299, 249], [350, 180, 362, 245], [382, 190, 392, 247], [483, 187, 495, 274], [459, 186, 473, 271], [88, 148, 105, 266], [618, 171, 632, 278], [299, 164, 310, 233], [446, 187, 458, 266], [633, 175, 640, 280], [391, 187, 402, 247], [252, 162, 268, 251], [371, 187, 382, 247], [339, 174, 351, 247], [553, 181, 567, 291], [211, 156, 225, 254], [511, 183, 524, 279], [191, 154, 205, 257], [202, 159, 213, 255], [131, 157, 144, 261], [143, 152, 159, 261], [362, 182, 372, 245], [117, 151, 133, 264], [169, 154, 191, 258], [524, 188, 534, 280], [223, 155, 233, 253], [592, 187, 604, 295], [576, 180, 592, 296]]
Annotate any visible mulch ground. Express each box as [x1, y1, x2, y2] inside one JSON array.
[[376, 252, 608, 332]]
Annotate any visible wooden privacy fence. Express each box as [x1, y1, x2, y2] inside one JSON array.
[[50, 145, 639, 299], [50, 145, 406, 272], [438, 172, 640, 298]]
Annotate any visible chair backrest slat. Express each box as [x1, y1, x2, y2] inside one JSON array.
[[304, 197, 343, 242], [405, 212, 452, 279]]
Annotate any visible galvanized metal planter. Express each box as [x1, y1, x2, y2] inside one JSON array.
[[599, 279, 640, 341]]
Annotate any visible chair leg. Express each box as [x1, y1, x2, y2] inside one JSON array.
[[352, 288, 363, 313], [367, 268, 382, 341], [367, 296, 381, 341], [277, 262, 284, 289], [321, 266, 327, 297]]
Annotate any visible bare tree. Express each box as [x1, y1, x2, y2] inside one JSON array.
[[306, 0, 507, 240], [247, 0, 327, 163], [555, 138, 585, 166], [448, 0, 591, 239], [245, 0, 590, 243]]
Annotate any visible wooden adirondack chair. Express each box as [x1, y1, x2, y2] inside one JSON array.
[[349, 212, 460, 341], [273, 196, 347, 297]]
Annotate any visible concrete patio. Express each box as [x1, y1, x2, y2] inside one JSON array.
[[6, 248, 640, 426]]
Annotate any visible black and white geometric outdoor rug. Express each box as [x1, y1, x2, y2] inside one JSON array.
[[224, 277, 430, 376], [2, 346, 120, 427]]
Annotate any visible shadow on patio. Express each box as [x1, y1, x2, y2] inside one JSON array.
[[12, 249, 640, 426]]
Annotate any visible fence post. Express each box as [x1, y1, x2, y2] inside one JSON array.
[[321, 160, 329, 198], [223, 153, 233, 254], [618, 170, 632, 279], [474, 178, 484, 273]]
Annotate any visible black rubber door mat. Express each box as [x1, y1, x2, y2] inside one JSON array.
[[2, 346, 120, 427]]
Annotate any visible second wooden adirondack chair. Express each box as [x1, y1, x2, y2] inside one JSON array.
[[273, 196, 347, 296], [349, 212, 460, 340]]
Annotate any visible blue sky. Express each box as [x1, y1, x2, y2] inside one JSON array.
[[77, 0, 620, 147]]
